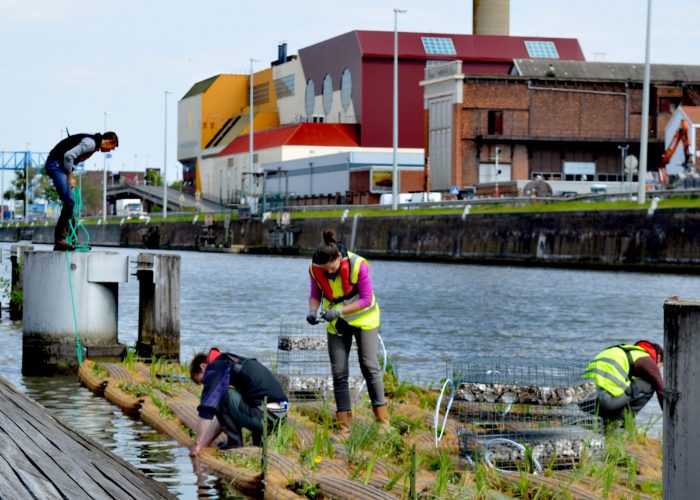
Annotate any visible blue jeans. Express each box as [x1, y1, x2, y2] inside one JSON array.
[[44, 160, 74, 242]]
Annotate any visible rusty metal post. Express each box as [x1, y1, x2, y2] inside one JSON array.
[[663, 298, 700, 498], [135, 253, 180, 360]]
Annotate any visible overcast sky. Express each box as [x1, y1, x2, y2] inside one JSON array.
[[1, 0, 697, 182]]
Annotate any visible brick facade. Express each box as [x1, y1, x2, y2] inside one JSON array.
[[441, 76, 700, 188]]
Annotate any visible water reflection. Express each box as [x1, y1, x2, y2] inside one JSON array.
[[0, 242, 692, 496]]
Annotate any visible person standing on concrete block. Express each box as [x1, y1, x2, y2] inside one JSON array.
[[306, 229, 389, 436], [583, 340, 664, 422], [45, 132, 118, 251], [188, 348, 288, 455]]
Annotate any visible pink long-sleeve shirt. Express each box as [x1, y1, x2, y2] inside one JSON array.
[[309, 260, 374, 309]]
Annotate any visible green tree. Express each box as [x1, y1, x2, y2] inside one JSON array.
[[146, 170, 163, 186], [75, 174, 103, 216], [3, 167, 57, 203], [169, 180, 184, 191]]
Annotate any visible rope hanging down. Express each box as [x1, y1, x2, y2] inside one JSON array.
[[64, 186, 91, 365]]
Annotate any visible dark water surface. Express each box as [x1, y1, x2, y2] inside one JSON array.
[[0, 243, 692, 498]]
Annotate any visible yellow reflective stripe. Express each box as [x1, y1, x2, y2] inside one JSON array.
[[343, 301, 378, 322], [584, 367, 628, 391], [591, 357, 629, 382]]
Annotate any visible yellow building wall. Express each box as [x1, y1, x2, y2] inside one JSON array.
[[200, 75, 249, 148], [243, 68, 280, 135]]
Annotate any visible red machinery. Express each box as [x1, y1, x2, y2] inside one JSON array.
[[659, 119, 693, 185]]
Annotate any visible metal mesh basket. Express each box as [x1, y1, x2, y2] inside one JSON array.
[[276, 323, 364, 402], [459, 416, 604, 471], [447, 357, 591, 389], [443, 356, 603, 470]]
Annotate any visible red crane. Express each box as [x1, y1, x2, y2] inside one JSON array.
[[659, 119, 693, 185]]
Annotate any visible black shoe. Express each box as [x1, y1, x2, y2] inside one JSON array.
[[218, 438, 242, 451], [53, 240, 75, 251]]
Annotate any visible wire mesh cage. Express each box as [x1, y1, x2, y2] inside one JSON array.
[[442, 356, 603, 471], [276, 323, 364, 402]]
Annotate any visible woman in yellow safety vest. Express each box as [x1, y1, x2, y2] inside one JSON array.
[[583, 340, 664, 422], [306, 229, 388, 434]]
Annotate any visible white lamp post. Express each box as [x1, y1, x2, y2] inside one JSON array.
[[392, 8, 407, 211], [102, 111, 111, 222], [163, 90, 172, 218], [638, 0, 652, 203], [249, 58, 259, 209]]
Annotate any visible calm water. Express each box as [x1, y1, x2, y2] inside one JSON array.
[[0, 242, 692, 498]]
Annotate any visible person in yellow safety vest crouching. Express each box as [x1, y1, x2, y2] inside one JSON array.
[[306, 229, 388, 436], [583, 340, 664, 422]]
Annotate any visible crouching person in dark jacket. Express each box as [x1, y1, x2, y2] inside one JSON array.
[[188, 348, 288, 456]]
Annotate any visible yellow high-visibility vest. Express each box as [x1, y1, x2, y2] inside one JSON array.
[[583, 345, 650, 397], [310, 252, 380, 332]]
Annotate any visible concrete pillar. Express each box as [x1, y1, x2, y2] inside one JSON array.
[[135, 253, 180, 360], [9, 243, 33, 321], [22, 251, 129, 375], [663, 298, 700, 499]]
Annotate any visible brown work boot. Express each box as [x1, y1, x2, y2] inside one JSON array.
[[336, 411, 352, 439], [372, 405, 391, 429]]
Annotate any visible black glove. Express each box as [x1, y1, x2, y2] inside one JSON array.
[[306, 310, 319, 325], [321, 308, 342, 322]]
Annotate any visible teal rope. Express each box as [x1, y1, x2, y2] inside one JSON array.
[[66, 250, 83, 365], [63, 186, 88, 365], [66, 186, 91, 251]]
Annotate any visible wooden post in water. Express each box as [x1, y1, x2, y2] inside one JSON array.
[[9, 243, 33, 320], [135, 253, 180, 360], [663, 298, 700, 499]]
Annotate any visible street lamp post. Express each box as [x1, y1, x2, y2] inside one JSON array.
[[103, 111, 111, 222], [249, 58, 259, 210], [392, 8, 407, 211], [638, 0, 652, 203], [24, 142, 30, 219], [618, 144, 629, 192], [163, 90, 172, 218]]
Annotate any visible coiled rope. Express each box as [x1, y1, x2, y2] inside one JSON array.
[[66, 187, 90, 251]]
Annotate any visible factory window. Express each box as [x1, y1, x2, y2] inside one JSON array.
[[253, 82, 269, 105], [487, 111, 503, 135], [524, 41, 560, 59], [305, 79, 315, 118], [322, 74, 333, 115], [421, 37, 457, 55], [274, 75, 295, 98], [340, 68, 352, 111]]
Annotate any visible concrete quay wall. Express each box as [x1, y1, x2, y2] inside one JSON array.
[[297, 209, 700, 272], [3, 209, 700, 272]]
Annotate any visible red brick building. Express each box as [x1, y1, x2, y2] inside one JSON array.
[[422, 60, 700, 193]]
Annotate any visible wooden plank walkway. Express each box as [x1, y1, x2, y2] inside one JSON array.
[[0, 375, 174, 499]]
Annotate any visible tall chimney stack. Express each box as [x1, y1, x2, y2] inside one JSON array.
[[473, 0, 510, 36]]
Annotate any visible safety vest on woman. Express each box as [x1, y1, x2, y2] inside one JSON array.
[[583, 345, 650, 397], [309, 251, 380, 332]]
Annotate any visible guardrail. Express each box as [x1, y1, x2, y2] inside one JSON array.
[[279, 188, 700, 213]]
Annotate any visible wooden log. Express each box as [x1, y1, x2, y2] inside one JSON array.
[[77, 359, 108, 395]]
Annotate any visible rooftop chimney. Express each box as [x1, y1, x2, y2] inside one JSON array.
[[473, 0, 510, 36]]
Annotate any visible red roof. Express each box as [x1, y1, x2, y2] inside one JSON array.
[[217, 123, 359, 156], [353, 30, 585, 62]]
